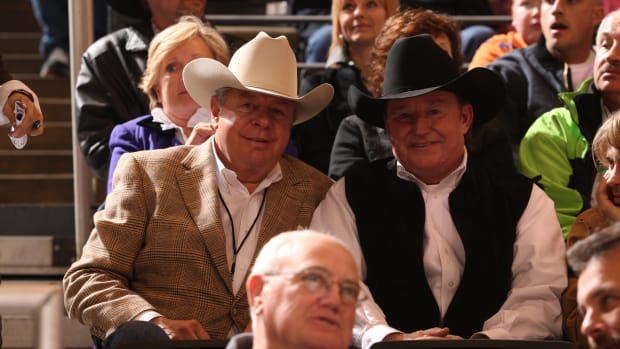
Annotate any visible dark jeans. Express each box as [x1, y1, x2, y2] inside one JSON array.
[[30, 0, 108, 58]]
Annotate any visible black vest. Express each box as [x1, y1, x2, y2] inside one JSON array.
[[345, 155, 532, 337]]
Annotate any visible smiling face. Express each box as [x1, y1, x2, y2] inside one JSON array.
[[254, 239, 358, 349], [211, 89, 295, 184], [602, 146, 620, 206], [384, 90, 473, 185], [512, 0, 542, 45], [577, 244, 620, 349], [540, 0, 603, 63], [595, 11, 620, 103], [155, 36, 213, 126], [339, 0, 388, 48]]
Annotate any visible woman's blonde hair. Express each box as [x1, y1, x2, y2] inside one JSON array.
[[140, 16, 230, 109], [329, 0, 400, 60], [592, 111, 620, 167]]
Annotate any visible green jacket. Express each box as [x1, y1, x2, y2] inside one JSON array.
[[518, 78, 602, 238]]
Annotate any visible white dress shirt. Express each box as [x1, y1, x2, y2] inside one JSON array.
[[310, 149, 567, 349], [151, 107, 211, 144]]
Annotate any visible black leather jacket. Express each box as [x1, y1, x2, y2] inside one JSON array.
[[76, 22, 152, 180]]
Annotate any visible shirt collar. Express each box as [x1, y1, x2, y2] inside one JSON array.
[[396, 147, 468, 194], [211, 137, 283, 195], [151, 107, 211, 130]]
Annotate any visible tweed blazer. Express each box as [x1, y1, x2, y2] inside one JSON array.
[[63, 140, 333, 340]]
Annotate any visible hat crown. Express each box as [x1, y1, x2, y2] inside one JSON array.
[[228, 32, 298, 98], [382, 34, 460, 97]]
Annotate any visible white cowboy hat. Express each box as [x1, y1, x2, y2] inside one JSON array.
[[183, 31, 334, 125]]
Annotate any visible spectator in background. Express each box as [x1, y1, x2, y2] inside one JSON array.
[[329, 8, 462, 179], [566, 223, 620, 349], [294, 0, 400, 174], [30, 0, 107, 78], [469, 0, 542, 69], [106, 16, 230, 193], [562, 111, 620, 349], [518, 8, 620, 237], [0, 55, 44, 144], [287, 0, 332, 63], [76, 0, 207, 182], [487, 0, 604, 154], [400, 0, 497, 63], [226, 230, 360, 349]]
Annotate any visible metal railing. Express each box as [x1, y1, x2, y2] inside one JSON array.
[[207, 14, 512, 25]]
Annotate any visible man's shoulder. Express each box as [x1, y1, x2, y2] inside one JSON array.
[[525, 107, 575, 139], [126, 144, 196, 165], [83, 25, 150, 58], [488, 41, 545, 74]]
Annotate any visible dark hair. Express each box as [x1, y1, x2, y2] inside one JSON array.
[[567, 222, 620, 275], [368, 8, 462, 96]]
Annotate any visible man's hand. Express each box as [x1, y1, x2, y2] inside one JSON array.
[[4, 92, 44, 138], [385, 327, 464, 341], [596, 174, 620, 222], [151, 316, 211, 340], [185, 122, 216, 145]]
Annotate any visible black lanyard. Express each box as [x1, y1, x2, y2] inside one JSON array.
[[217, 187, 268, 274]]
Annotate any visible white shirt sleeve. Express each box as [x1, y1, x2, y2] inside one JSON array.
[[310, 178, 401, 349], [0, 80, 41, 126], [475, 185, 567, 339]]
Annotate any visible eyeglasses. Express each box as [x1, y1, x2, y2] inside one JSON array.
[[264, 266, 366, 306]]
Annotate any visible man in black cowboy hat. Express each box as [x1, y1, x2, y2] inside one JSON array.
[[311, 34, 567, 348], [76, 0, 207, 181]]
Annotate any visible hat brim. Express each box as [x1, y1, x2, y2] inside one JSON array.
[[183, 58, 333, 125], [349, 68, 505, 129]]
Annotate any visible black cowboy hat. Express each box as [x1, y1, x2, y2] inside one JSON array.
[[348, 34, 505, 129]]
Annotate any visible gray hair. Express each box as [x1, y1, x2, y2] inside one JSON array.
[[567, 222, 620, 275]]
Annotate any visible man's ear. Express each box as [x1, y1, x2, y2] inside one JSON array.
[[211, 95, 221, 124], [247, 274, 265, 315], [460, 103, 474, 134]]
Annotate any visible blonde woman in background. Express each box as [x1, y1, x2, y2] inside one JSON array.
[[294, 0, 400, 174], [106, 16, 230, 193]]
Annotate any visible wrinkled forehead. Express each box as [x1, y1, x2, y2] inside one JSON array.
[[598, 13, 620, 42], [282, 241, 359, 280]]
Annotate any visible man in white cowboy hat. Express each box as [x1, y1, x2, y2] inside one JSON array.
[[311, 34, 567, 349], [63, 32, 334, 349]]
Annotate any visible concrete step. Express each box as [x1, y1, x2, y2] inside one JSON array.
[[11, 74, 70, 99], [0, 280, 93, 349], [0, 0, 40, 34], [0, 174, 74, 204], [0, 204, 75, 237], [0, 150, 72, 174], [0, 33, 39, 54], [2, 53, 43, 75], [40, 98, 72, 123]]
